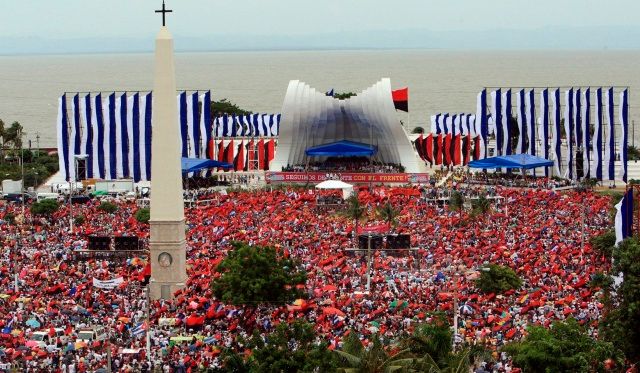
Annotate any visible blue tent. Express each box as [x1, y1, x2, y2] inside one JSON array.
[[468, 154, 553, 170], [181, 157, 233, 173], [305, 140, 377, 157]]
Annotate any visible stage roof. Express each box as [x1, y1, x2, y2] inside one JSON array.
[[468, 154, 553, 170], [181, 157, 233, 173], [305, 140, 377, 157]]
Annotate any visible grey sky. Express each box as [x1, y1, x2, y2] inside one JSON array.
[[2, 0, 640, 52]]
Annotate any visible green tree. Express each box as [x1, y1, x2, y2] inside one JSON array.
[[600, 237, 640, 365], [74, 214, 85, 226], [211, 242, 307, 306], [627, 145, 640, 161], [412, 348, 476, 373], [335, 332, 413, 373], [411, 127, 425, 134], [135, 208, 150, 223], [210, 98, 252, 118], [30, 199, 59, 216], [3, 212, 15, 225], [400, 314, 452, 364], [3, 121, 23, 151], [503, 318, 623, 373], [375, 202, 400, 232], [475, 264, 522, 294], [244, 320, 338, 373], [589, 230, 616, 257], [344, 195, 366, 244], [333, 92, 357, 100], [97, 201, 118, 213], [448, 191, 465, 224], [470, 193, 492, 226]]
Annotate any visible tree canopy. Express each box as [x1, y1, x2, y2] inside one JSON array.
[[242, 320, 337, 373], [211, 242, 307, 306], [503, 318, 622, 372], [600, 237, 640, 364], [134, 208, 150, 223], [333, 92, 357, 100], [210, 98, 252, 118], [475, 264, 522, 294], [30, 199, 59, 216]]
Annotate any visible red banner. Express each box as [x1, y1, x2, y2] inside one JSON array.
[[265, 172, 429, 184]]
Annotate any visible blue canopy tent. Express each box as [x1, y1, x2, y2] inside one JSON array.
[[305, 140, 377, 157], [468, 154, 553, 170], [181, 157, 233, 173]]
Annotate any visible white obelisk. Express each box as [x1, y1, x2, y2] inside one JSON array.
[[149, 23, 186, 300]]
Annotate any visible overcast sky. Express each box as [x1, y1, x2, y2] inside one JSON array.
[[2, 0, 640, 51]]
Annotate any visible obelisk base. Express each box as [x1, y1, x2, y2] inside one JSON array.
[[149, 220, 187, 300]]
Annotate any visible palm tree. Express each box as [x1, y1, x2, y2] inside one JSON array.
[[448, 191, 465, 225], [400, 317, 453, 364], [470, 193, 491, 223], [411, 348, 472, 373], [335, 332, 414, 373], [376, 202, 400, 233], [344, 195, 366, 244]]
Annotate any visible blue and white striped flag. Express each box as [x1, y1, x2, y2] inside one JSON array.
[[619, 89, 629, 182], [604, 88, 615, 181], [551, 89, 562, 177]]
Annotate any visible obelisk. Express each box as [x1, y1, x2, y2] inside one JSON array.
[[149, 3, 186, 300]]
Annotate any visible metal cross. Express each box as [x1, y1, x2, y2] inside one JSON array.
[[155, 1, 172, 26]]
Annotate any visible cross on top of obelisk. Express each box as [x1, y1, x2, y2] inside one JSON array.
[[155, 1, 172, 27]]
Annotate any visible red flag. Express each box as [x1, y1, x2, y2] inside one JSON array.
[[435, 135, 443, 165], [235, 140, 245, 171], [208, 139, 214, 159], [391, 88, 408, 112], [463, 134, 472, 165], [424, 134, 433, 165], [225, 139, 234, 171], [453, 134, 461, 166], [257, 139, 265, 170], [444, 134, 452, 165], [265, 139, 275, 170], [415, 135, 424, 160]]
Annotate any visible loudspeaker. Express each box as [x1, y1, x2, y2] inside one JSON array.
[[358, 234, 383, 251], [88, 236, 111, 251], [387, 234, 411, 250], [114, 236, 139, 251]]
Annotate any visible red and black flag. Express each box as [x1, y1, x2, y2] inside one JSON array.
[[415, 135, 425, 160], [391, 88, 409, 112], [473, 136, 481, 161], [424, 134, 434, 166], [444, 134, 452, 165], [435, 134, 443, 165], [453, 134, 461, 166], [462, 135, 471, 165]]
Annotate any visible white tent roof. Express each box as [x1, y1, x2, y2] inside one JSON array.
[[315, 180, 354, 189]]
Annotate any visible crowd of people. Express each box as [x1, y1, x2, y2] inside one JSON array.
[[0, 176, 613, 371]]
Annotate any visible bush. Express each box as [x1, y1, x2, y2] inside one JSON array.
[[589, 230, 616, 257], [97, 201, 118, 213], [135, 208, 150, 223], [31, 199, 60, 215], [74, 215, 85, 226], [475, 264, 522, 294], [3, 213, 16, 224]]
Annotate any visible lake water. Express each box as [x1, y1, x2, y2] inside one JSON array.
[[0, 50, 638, 147]]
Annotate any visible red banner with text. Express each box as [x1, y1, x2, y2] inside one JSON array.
[[265, 172, 429, 184]]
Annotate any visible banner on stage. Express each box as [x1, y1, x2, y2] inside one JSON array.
[[92, 277, 124, 289], [265, 172, 429, 184]]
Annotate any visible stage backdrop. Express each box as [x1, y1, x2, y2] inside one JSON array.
[[418, 87, 629, 182], [56, 91, 280, 181]]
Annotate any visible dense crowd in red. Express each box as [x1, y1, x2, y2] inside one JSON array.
[[0, 184, 611, 371]]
